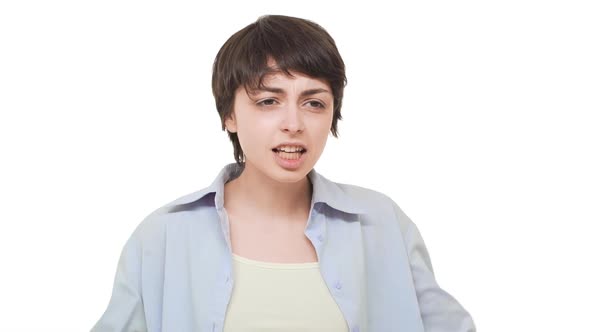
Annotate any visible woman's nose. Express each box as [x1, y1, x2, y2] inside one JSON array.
[[280, 103, 305, 133]]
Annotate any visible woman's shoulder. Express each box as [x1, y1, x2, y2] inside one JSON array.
[[126, 185, 219, 246], [327, 177, 399, 213], [328, 179, 415, 232]]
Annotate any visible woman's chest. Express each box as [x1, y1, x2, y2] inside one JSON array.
[[227, 213, 319, 263]]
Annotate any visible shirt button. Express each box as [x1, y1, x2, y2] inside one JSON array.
[[335, 280, 342, 290], [225, 275, 230, 283], [352, 326, 360, 332], [317, 234, 324, 242]]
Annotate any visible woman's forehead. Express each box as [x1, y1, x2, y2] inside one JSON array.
[[257, 70, 331, 89]]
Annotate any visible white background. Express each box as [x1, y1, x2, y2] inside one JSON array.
[[1, 0, 589, 331]]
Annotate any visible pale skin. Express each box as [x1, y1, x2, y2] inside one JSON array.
[[223, 66, 334, 263]]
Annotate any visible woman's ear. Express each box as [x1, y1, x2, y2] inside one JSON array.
[[224, 113, 237, 133]]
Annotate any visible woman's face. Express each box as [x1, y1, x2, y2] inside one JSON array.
[[224, 70, 334, 183]]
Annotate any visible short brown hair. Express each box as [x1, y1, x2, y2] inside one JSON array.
[[211, 15, 347, 166]]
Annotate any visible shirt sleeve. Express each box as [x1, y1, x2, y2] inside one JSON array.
[[91, 231, 148, 332], [394, 201, 477, 332]]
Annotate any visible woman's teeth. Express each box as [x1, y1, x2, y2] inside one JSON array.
[[275, 146, 304, 152], [276, 151, 302, 159]]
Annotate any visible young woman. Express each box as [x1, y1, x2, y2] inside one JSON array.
[[92, 15, 476, 332]]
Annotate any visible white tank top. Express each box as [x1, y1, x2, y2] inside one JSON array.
[[222, 253, 349, 331]]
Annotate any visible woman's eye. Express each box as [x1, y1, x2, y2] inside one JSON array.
[[258, 99, 277, 106], [256, 99, 325, 109], [308, 100, 325, 108]]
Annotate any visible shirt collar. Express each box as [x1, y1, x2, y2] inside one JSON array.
[[166, 163, 366, 214]]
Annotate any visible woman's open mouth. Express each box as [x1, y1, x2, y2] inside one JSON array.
[[271, 147, 307, 169], [272, 148, 307, 160]]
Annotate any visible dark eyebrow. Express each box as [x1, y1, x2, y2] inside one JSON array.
[[251, 87, 330, 97]]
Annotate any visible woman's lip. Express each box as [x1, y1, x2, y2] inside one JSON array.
[[272, 143, 308, 150], [272, 148, 307, 152], [272, 149, 307, 170]]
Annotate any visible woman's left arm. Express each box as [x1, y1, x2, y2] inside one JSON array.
[[393, 201, 477, 332]]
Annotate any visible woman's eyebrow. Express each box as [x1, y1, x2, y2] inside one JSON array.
[[252, 87, 330, 97]]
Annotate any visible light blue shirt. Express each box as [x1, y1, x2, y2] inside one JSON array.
[[92, 163, 476, 332]]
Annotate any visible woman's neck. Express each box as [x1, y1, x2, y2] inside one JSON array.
[[223, 163, 312, 222]]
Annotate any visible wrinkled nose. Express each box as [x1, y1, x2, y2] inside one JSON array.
[[281, 103, 305, 133]]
